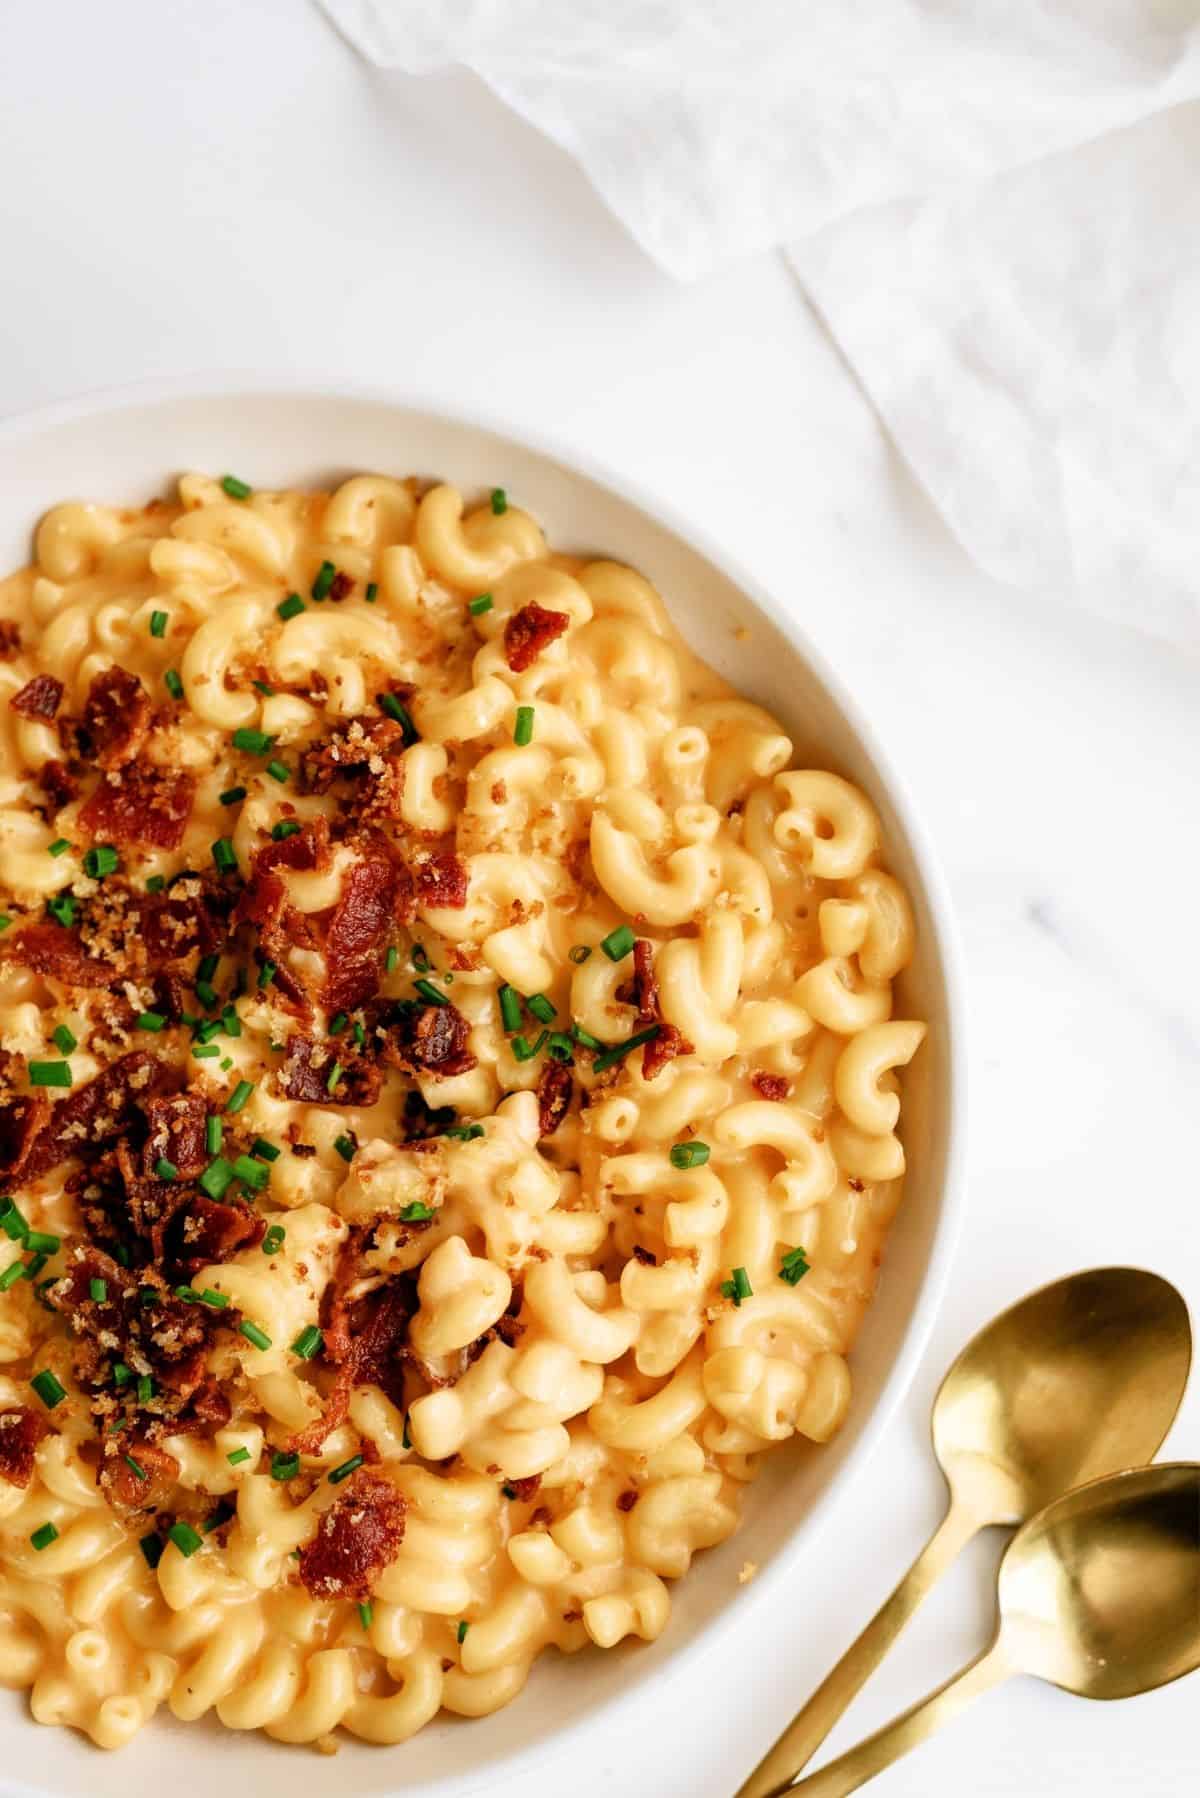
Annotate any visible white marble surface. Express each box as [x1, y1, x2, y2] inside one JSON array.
[[2, 3, 1197, 1793]]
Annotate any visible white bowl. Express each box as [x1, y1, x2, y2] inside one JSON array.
[[0, 379, 967, 1798]]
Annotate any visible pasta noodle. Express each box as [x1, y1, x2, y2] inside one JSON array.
[[0, 472, 924, 1750]]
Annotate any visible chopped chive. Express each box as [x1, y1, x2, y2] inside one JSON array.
[[266, 759, 289, 783], [413, 978, 447, 1007], [239, 1320, 272, 1351], [600, 924, 635, 962], [155, 1158, 178, 1182], [25, 1231, 59, 1255], [164, 669, 184, 701], [526, 992, 556, 1024], [779, 1246, 811, 1286], [444, 1123, 484, 1142], [168, 1520, 203, 1558], [219, 786, 248, 811], [193, 1043, 219, 1060], [112, 1362, 132, 1387], [112, 1244, 132, 1267], [546, 1032, 574, 1063], [385, 946, 399, 972], [399, 1202, 433, 1224], [261, 1224, 286, 1255], [221, 474, 252, 500], [290, 1325, 322, 1360], [311, 560, 336, 601], [590, 1024, 661, 1076], [233, 1154, 269, 1192], [211, 837, 238, 874], [83, 845, 120, 879], [377, 691, 417, 741], [220, 1055, 233, 1071], [257, 960, 277, 989], [227, 1080, 254, 1114], [277, 592, 305, 622], [227, 1446, 252, 1466], [22, 1252, 48, 1280], [174, 1284, 200, 1303], [198, 1288, 229, 1310], [512, 1031, 548, 1063], [0, 914, 10, 930], [139, 1531, 163, 1569], [149, 609, 168, 638], [669, 1141, 710, 1170], [205, 1116, 222, 1155], [457, 1620, 470, 1643], [358, 1601, 373, 1629], [137, 1374, 154, 1403], [28, 1060, 72, 1088], [720, 1266, 753, 1307], [498, 986, 522, 1033], [0, 1199, 28, 1240], [30, 1523, 59, 1551], [0, 1261, 26, 1292], [333, 1134, 356, 1163], [48, 837, 71, 857], [199, 1157, 235, 1200], [468, 593, 493, 616], [328, 1453, 363, 1485], [31, 1369, 66, 1410], [123, 1452, 149, 1482], [46, 893, 76, 928], [270, 1451, 299, 1481], [271, 820, 300, 841], [570, 1022, 604, 1052], [490, 488, 507, 515], [251, 1137, 279, 1163], [195, 981, 218, 1010], [253, 679, 274, 697], [364, 582, 378, 603], [324, 1061, 344, 1096], [568, 945, 592, 964], [402, 1414, 411, 1449], [52, 1024, 77, 1055], [328, 1011, 348, 1035], [232, 727, 274, 755], [135, 1010, 166, 1032], [353, 1021, 365, 1049], [88, 1277, 107, 1302], [198, 953, 220, 984], [145, 876, 165, 894], [221, 1005, 241, 1038], [513, 705, 534, 747]]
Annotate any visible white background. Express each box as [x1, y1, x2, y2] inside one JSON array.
[[2, 3, 1197, 1794]]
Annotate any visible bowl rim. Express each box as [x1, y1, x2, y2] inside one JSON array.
[[0, 372, 969, 1798]]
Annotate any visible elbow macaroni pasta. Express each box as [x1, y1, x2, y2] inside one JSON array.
[[0, 471, 924, 1752]]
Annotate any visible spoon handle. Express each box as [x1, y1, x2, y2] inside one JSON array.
[[779, 1643, 1011, 1797], [735, 1501, 979, 1798]]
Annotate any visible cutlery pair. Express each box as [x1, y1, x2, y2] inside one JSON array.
[[737, 1267, 1197, 1796]]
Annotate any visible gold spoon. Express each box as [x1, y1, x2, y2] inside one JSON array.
[[738, 1266, 1191, 1798], [774, 1462, 1200, 1796]]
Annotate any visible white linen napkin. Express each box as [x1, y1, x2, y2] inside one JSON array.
[[322, 0, 1200, 649]]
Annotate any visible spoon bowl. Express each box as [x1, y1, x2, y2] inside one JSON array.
[[1000, 1463, 1200, 1700], [932, 1265, 1193, 1525]]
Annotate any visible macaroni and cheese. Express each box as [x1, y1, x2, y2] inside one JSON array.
[[0, 473, 924, 1750]]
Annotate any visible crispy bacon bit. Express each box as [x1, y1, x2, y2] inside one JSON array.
[[0, 1408, 47, 1488], [297, 1469, 407, 1601], [616, 1489, 639, 1513], [0, 1045, 51, 1180], [751, 1072, 791, 1102], [140, 1091, 208, 1181], [279, 1037, 383, 1108], [288, 1246, 412, 1453], [10, 674, 64, 720], [100, 1438, 179, 1512], [619, 938, 692, 1081], [82, 667, 152, 768], [167, 1194, 265, 1273], [0, 919, 115, 989], [50, 1247, 211, 1390], [323, 844, 396, 1012], [376, 1000, 476, 1078], [503, 602, 569, 673], [536, 1061, 572, 1137], [234, 821, 330, 1011], [36, 759, 78, 810], [848, 1176, 865, 1192], [410, 849, 468, 910], [166, 1377, 233, 1438], [0, 621, 19, 658], [641, 1023, 691, 1081], [13, 1051, 171, 1184], [300, 718, 406, 823], [328, 571, 353, 602], [78, 764, 196, 850]]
